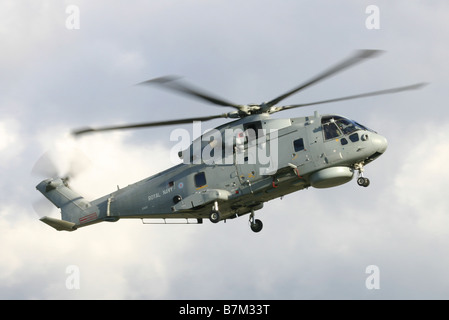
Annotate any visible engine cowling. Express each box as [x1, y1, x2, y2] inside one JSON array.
[[309, 166, 354, 188]]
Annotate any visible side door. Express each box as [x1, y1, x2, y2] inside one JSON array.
[[276, 126, 312, 176], [234, 127, 260, 186], [234, 120, 278, 183]]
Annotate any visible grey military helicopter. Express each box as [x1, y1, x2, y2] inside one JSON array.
[[35, 50, 425, 232]]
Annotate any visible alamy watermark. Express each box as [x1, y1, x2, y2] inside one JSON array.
[[365, 265, 380, 290], [170, 121, 279, 175], [65, 5, 80, 30], [66, 265, 80, 290], [365, 5, 380, 30]]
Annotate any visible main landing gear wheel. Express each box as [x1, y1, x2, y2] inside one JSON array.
[[209, 201, 221, 223], [209, 210, 220, 223], [250, 219, 263, 233], [357, 177, 370, 187], [249, 209, 263, 233]]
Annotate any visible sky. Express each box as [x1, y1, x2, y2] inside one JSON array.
[[1, 0, 449, 299]]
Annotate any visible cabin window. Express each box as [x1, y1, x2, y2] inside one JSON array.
[[194, 172, 207, 188], [293, 138, 304, 152]]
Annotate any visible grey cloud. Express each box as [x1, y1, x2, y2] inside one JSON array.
[[0, 0, 448, 299]]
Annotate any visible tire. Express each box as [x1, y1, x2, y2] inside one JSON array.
[[209, 210, 220, 223], [363, 178, 370, 187], [357, 177, 365, 186], [250, 219, 263, 233]]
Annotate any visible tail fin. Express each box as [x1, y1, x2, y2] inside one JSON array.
[[36, 178, 100, 231]]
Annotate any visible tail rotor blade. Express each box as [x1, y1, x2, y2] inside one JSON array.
[[31, 148, 92, 180], [32, 198, 57, 219], [31, 152, 60, 178]]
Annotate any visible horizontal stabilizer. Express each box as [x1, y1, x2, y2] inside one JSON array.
[[40, 216, 77, 231]]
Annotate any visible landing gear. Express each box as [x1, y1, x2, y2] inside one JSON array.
[[209, 201, 221, 223], [209, 210, 220, 223], [209, 202, 263, 232], [357, 177, 370, 187], [251, 219, 263, 233], [355, 163, 370, 187], [249, 209, 263, 233]]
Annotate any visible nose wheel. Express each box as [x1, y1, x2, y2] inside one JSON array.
[[357, 176, 370, 187], [249, 209, 263, 233], [355, 163, 370, 187]]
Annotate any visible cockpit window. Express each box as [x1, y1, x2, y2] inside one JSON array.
[[321, 115, 375, 140], [336, 118, 362, 135], [354, 121, 376, 133], [323, 122, 342, 140]]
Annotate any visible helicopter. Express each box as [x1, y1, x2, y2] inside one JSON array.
[[35, 50, 426, 233]]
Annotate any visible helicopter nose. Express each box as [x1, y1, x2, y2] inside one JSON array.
[[372, 134, 388, 154]]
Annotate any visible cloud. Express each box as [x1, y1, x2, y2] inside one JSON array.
[[1, 0, 449, 300], [2, 127, 194, 299], [392, 122, 449, 236], [0, 118, 23, 166]]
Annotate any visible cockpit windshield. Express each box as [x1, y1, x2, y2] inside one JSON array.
[[321, 115, 375, 140]]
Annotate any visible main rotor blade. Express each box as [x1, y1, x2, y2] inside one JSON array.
[[265, 50, 384, 108], [138, 76, 242, 110], [72, 114, 229, 136], [278, 82, 428, 111]]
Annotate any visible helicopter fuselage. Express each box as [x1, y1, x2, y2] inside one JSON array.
[[73, 111, 387, 229], [37, 112, 387, 232]]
